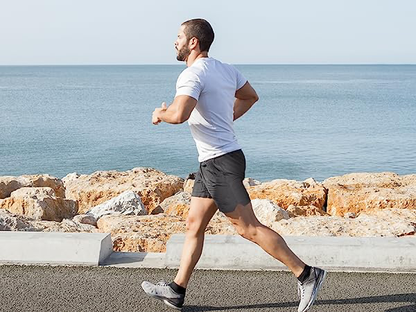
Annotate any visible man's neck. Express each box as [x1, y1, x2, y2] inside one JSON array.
[[186, 51, 209, 67]]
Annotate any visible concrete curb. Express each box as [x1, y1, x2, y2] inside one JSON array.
[[0, 232, 112, 266], [165, 234, 416, 273], [1, 233, 415, 273], [102, 252, 166, 268]]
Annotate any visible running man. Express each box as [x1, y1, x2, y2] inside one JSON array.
[[142, 18, 326, 312]]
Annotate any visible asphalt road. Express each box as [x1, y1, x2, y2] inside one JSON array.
[[0, 265, 415, 312]]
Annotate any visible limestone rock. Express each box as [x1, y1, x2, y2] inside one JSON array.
[[96, 212, 238, 252], [161, 192, 191, 219], [183, 179, 195, 193], [86, 190, 146, 220], [62, 168, 184, 215], [112, 233, 169, 252], [0, 174, 65, 199], [183, 172, 196, 193], [243, 177, 261, 188], [251, 199, 289, 227], [0, 177, 21, 199], [272, 208, 416, 237], [323, 172, 416, 216], [31, 219, 97, 233], [286, 204, 329, 218], [96, 214, 186, 252], [73, 214, 97, 226], [0, 209, 96, 233], [0, 210, 36, 231], [0, 187, 77, 221], [205, 212, 237, 235], [247, 178, 327, 210]]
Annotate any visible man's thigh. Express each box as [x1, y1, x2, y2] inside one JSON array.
[[186, 197, 218, 231]]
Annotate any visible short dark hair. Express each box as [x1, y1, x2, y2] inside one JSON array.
[[181, 18, 214, 52]]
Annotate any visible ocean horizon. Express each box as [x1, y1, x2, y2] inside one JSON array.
[[1, 64, 415, 182]]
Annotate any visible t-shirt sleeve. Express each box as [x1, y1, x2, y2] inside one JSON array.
[[175, 69, 202, 100], [235, 67, 248, 90]]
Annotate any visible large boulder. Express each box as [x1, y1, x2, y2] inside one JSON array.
[[86, 190, 146, 220], [161, 192, 191, 219], [251, 199, 289, 227], [323, 172, 416, 216], [96, 212, 237, 252], [31, 219, 97, 233], [286, 205, 329, 218], [62, 168, 184, 215], [96, 214, 186, 252], [247, 178, 327, 210], [0, 210, 36, 231], [0, 175, 65, 199], [72, 214, 98, 226], [0, 209, 96, 233], [243, 177, 261, 188], [0, 187, 77, 221], [272, 208, 416, 237]]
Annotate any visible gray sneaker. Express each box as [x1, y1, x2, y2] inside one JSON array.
[[297, 267, 327, 312], [141, 280, 185, 310]]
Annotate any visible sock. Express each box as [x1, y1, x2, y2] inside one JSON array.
[[169, 282, 186, 294], [297, 265, 312, 283]]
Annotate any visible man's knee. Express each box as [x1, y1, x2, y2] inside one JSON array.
[[186, 216, 205, 236], [235, 223, 260, 241]]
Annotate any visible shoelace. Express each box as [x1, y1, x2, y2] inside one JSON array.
[[149, 281, 170, 296], [298, 283, 305, 300]]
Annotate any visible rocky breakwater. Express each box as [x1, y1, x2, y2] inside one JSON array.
[[323, 172, 416, 216], [62, 168, 183, 215], [1, 170, 415, 254], [0, 168, 185, 251], [0, 175, 76, 222]]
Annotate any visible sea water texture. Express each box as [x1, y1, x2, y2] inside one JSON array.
[[1, 65, 415, 182]]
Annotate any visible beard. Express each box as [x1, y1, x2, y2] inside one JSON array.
[[176, 45, 191, 61]]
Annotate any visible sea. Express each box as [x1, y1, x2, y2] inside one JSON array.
[[1, 64, 415, 182]]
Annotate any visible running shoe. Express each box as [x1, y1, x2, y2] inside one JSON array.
[[141, 280, 184, 310], [297, 267, 327, 312]]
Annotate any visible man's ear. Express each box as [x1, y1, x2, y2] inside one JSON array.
[[189, 37, 199, 50]]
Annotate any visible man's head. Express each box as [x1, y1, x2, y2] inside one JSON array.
[[175, 18, 215, 62]]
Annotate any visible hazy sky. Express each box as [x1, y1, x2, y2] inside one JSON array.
[[1, 0, 415, 65]]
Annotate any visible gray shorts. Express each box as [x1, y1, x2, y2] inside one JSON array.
[[191, 149, 251, 213]]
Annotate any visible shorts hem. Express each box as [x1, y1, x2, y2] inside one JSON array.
[[191, 193, 212, 199]]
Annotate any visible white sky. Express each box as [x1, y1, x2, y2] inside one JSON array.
[[0, 0, 415, 65]]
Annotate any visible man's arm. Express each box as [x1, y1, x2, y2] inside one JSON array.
[[233, 82, 259, 121], [153, 95, 197, 125]]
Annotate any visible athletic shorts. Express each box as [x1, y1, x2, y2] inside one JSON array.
[[191, 149, 251, 213]]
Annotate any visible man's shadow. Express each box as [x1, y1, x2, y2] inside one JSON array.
[[183, 293, 416, 312]]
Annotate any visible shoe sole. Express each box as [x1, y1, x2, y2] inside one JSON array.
[[163, 299, 183, 310], [304, 270, 327, 312], [142, 289, 183, 311]]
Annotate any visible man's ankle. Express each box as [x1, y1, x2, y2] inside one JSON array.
[[170, 281, 186, 294]]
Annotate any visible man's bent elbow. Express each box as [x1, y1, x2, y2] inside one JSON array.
[[252, 94, 259, 105], [176, 114, 189, 124]]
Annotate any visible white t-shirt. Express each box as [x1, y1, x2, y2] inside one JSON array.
[[175, 57, 247, 162]]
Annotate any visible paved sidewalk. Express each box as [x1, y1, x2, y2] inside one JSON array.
[[0, 265, 415, 312]]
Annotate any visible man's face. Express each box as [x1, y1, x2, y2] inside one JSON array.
[[175, 25, 191, 62]]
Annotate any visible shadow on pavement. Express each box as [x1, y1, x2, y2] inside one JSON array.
[[183, 293, 416, 312], [101, 252, 148, 265], [183, 301, 298, 311]]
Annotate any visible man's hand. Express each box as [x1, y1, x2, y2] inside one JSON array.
[[152, 102, 167, 125], [151, 96, 197, 125]]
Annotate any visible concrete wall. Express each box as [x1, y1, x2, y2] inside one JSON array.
[[0, 232, 113, 266], [166, 234, 416, 273]]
